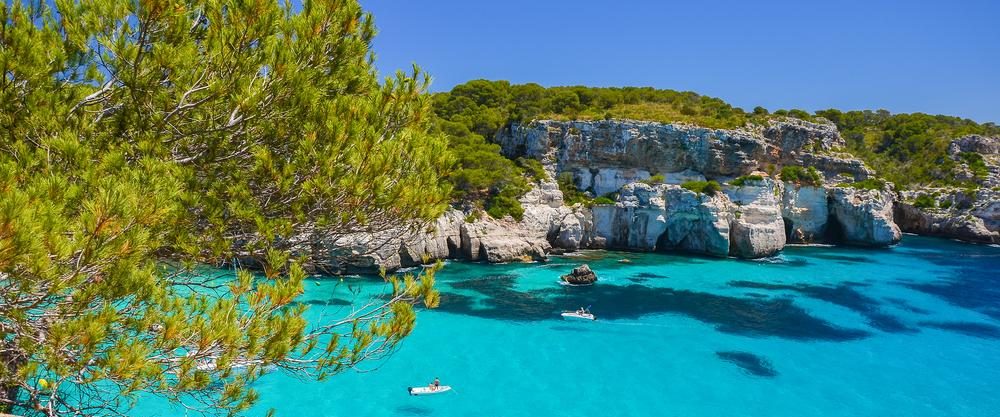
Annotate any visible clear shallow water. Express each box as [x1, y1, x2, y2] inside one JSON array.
[[140, 236, 1000, 417]]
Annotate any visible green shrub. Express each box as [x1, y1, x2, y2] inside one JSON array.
[[841, 178, 887, 191], [940, 200, 953, 209], [681, 180, 721, 196], [912, 194, 936, 209], [485, 186, 525, 221], [959, 152, 989, 180], [592, 196, 616, 205], [557, 172, 592, 206], [516, 157, 548, 182], [730, 174, 764, 186], [780, 165, 822, 186], [643, 174, 666, 185]]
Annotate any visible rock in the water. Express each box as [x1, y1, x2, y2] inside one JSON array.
[[561, 264, 598, 285], [828, 187, 901, 246]]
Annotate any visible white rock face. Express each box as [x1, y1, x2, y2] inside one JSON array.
[[828, 187, 901, 246], [575, 167, 652, 196], [725, 179, 787, 258], [459, 220, 549, 263], [661, 187, 732, 256], [497, 120, 769, 180], [398, 209, 465, 265], [781, 185, 829, 243], [589, 183, 732, 256]]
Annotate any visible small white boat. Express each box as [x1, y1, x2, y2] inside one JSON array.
[[408, 385, 452, 396], [561, 311, 596, 321]]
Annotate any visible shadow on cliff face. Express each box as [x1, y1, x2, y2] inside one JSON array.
[[728, 281, 916, 333], [437, 278, 869, 341]]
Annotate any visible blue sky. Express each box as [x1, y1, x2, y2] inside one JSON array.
[[362, 0, 999, 123]]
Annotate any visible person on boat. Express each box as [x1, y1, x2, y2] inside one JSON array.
[[576, 307, 585, 314], [430, 377, 440, 391]]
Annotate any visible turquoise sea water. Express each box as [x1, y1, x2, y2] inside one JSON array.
[[142, 236, 1000, 417]]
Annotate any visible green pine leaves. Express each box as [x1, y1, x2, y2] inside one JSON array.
[[1, 0, 449, 415]]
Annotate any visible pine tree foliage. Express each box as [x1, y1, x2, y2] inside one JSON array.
[[1, 0, 450, 415]]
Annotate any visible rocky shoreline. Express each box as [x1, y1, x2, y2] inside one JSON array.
[[311, 119, 997, 274]]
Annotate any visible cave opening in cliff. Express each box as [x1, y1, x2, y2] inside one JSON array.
[[824, 214, 846, 243], [654, 229, 673, 253], [782, 217, 795, 241]]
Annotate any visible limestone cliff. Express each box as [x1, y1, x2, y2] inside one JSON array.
[[493, 118, 896, 257], [313, 118, 926, 272]]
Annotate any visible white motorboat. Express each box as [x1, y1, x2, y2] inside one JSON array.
[[561, 311, 596, 321], [408, 385, 452, 396]]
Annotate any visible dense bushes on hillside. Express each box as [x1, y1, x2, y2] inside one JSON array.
[[432, 80, 755, 133], [815, 110, 1000, 188]]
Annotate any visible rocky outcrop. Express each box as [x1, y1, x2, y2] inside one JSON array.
[[561, 264, 598, 285], [828, 187, 901, 246], [459, 177, 566, 263], [312, 209, 464, 274], [725, 178, 787, 257], [895, 135, 1000, 244], [459, 220, 549, 263], [895, 188, 999, 244], [949, 135, 1000, 156], [781, 185, 829, 243]]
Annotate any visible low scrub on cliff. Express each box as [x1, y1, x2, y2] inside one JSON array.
[[912, 194, 937, 209], [681, 180, 722, 195], [780, 166, 823, 186], [730, 174, 765, 186], [958, 152, 990, 180], [642, 174, 666, 185], [557, 172, 592, 206], [840, 178, 888, 191]]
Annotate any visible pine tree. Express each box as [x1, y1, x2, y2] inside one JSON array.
[[0, 0, 450, 415]]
